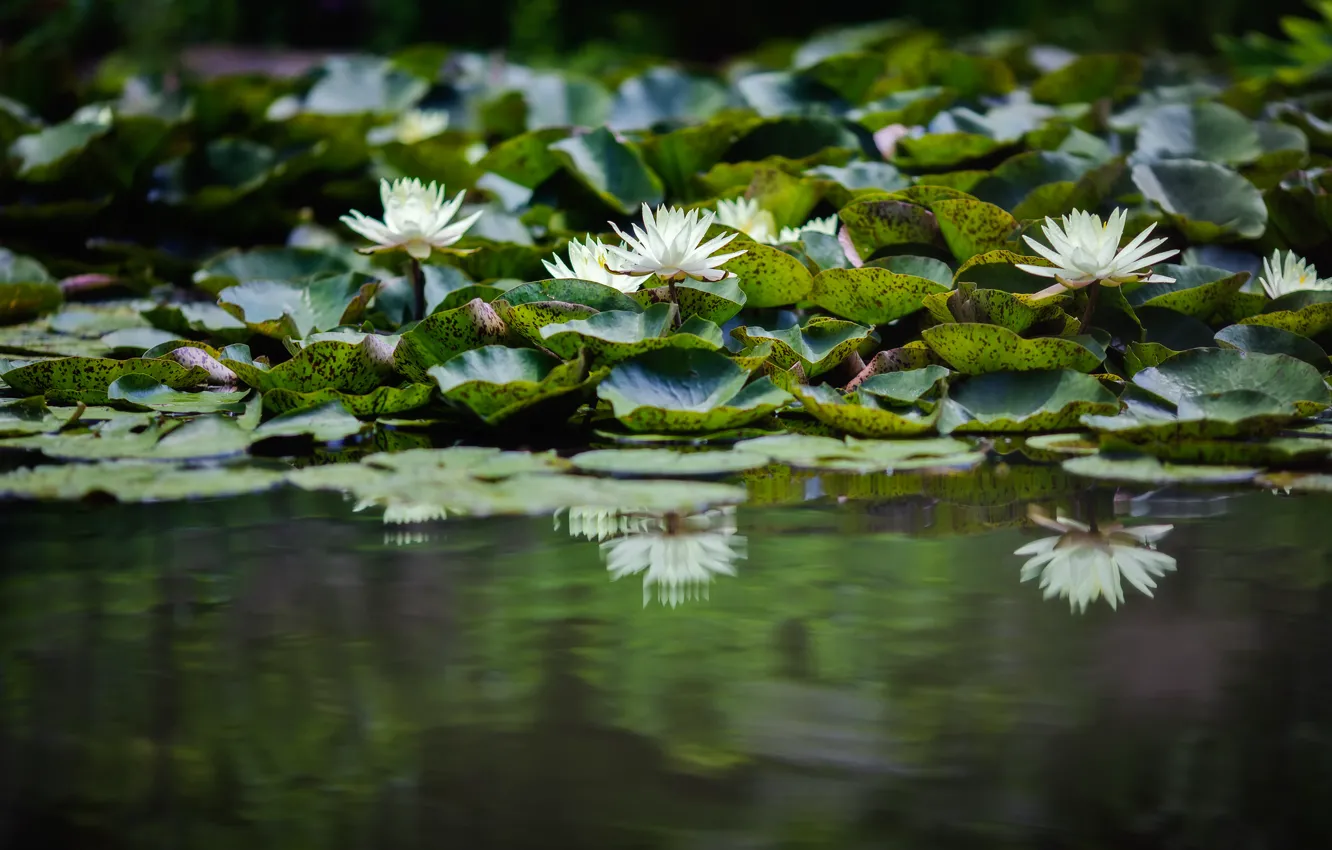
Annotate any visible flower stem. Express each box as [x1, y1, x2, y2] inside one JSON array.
[[408, 258, 426, 321], [1078, 280, 1101, 335], [667, 279, 682, 328]]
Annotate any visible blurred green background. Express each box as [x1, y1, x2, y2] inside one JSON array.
[[1, 0, 1317, 67]]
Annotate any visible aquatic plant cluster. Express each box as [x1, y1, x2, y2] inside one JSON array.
[[6, 15, 1332, 522]]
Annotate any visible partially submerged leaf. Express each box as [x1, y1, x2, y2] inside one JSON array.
[[937, 370, 1119, 433], [921, 324, 1105, 374], [429, 345, 591, 425], [809, 267, 948, 325], [226, 336, 395, 393], [393, 298, 509, 383], [731, 318, 875, 377]]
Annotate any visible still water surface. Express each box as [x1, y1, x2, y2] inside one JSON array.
[[2, 481, 1331, 848]]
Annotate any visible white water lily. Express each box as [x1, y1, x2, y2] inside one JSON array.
[[597, 508, 746, 607], [1016, 208, 1178, 298], [542, 235, 652, 293], [1257, 249, 1332, 299], [715, 197, 778, 244], [778, 214, 839, 244], [1016, 508, 1175, 613], [605, 204, 747, 283], [555, 506, 655, 542], [340, 177, 482, 260], [367, 109, 450, 146]]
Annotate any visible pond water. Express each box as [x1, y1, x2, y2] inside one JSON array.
[[2, 477, 1332, 848]]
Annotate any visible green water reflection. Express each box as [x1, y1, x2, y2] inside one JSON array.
[[3, 486, 1332, 847]]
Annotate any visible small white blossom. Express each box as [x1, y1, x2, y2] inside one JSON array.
[[605, 204, 747, 283], [340, 177, 482, 260], [1016, 208, 1178, 299], [1016, 509, 1175, 614], [1257, 249, 1332, 299], [542, 236, 652, 293], [367, 109, 450, 146], [778, 214, 839, 244], [715, 197, 777, 244]]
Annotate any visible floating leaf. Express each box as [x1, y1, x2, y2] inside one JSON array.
[[1240, 291, 1332, 338], [0, 461, 287, 502], [0, 397, 66, 437], [734, 432, 980, 472], [1134, 102, 1263, 165], [393, 298, 509, 383], [630, 278, 747, 324], [218, 272, 380, 339], [731, 318, 875, 377], [0, 249, 61, 324], [923, 286, 1070, 334], [253, 401, 368, 442], [921, 324, 1105, 374], [937, 370, 1119, 433], [3, 356, 209, 397], [430, 346, 591, 425], [793, 383, 940, 437], [225, 336, 395, 393], [930, 198, 1019, 262], [540, 304, 723, 365], [597, 349, 792, 433], [1063, 454, 1257, 484], [838, 198, 943, 261], [106, 375, 248, 414], [856, 365, 950, 404], [194, 246, 353, 293], [548, 127, 664, 214], [571, 448, 770, 478], [1030, 53, 1141, 104], [809, 267, 948, 325], [261, 384, 435, 416], [719, 240, 814, 308], [1214, 323, 1329, 371], [1123, 264, 1248, 318], [894, 133, 1007, 169], [1131, 159, 1267, 241]]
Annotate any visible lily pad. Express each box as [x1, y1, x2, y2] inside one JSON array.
[[548, 127, 664, 214], [838, 198, 943, 262], [1123, 264, 1248, 318], [630, 277, 747, 324], [930, 198, 1019, 262], [1240, 291, 1332, 338], [1214, 323, 1329, 372], [1134, 102, 1262, 165], [9, 416, 252, 462], [937, 370, 1119, 434], [0, 397, 67, 437], [597, 349, 792, 434], [225, 336, 395, 394], [570, 448, 770, 478], [540, 304, 723, 365], [0, 461, 287, 502], [3, 356, 209, 398], [253, 401, 368, 443], [856, 365, 950, 404], [217, 272, 380, 339], [261, 384, 435, 416], [793, 383, 941, 438], [194, 246, 353, 293], [922, 286, 1070, 334], [734, 432, 980, 472], [719, 240, 814, 308], [1131, 159, 1267, 241], [921, 324, 1106, 374], [429, 346, 591, 425], [732, 318, 875, 378], [1030, 53, 1141, 104], [1063, 454, 1258, 485], [393, 298, 509, 383], [809, 267, 949, 325], [893, 133, 1007, 169], [106, 375, 249, 414]]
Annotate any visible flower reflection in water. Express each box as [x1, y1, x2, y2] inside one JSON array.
[[354, 497, 449, 546], [1016, 505, 1176, 613], [559, 506, 746, 607]]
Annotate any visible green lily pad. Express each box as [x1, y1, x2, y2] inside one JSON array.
[[1062, 454, 1258, 485], [1123, 264, 1248, 318], [0, 250, 62, 325], [856, 365, 950, 404], [629, 277, 747, 324], [1134, 348, 1328, 411], [1098, 434, 1332, 466], [143, 302, 249, 341], [540, 303, 723, 365], [548, 127, 664, 214], [194, 246, 353, 293], [922, 286, 1070, 334], [0, 396, 67, 437], [838, 197, 943, 263], [475, 127, 569, 191], [224, 336, 395, 394], [1134, 102, 1262, 165], [1131, 160, 1267, 241], [106, 375, 249, 414], [809, 267, 949, 325], [1030, 53, 1141, 104], [921, 324, 1106, 374], [261, 384, 435, 416], [429, 346, 591, 425], [952, 250, 1056, 292], [99, 327, 181, 356], [930, 198, 1019, 262], [893, 132, 1007, 169], [719, 240, 814, 308], [597, 349, 792, 434], [253, 401, 368, 443], [0, 461, 287, 502], [1215, 323, 1329, 372], [570, 448, 770, 478], [793, 383, 941, 438], [1023, 432, 1101, 457], [392, 298, 509, 383], [731, 318, 875, 377], [734, 432, 980, 472], [868, 254, 954, 286], [937, 370, 1119, 434], [9, 415, 251, 462], [1123, 341, 1177, 376], [1240, 291, 1332, 338], [3, 356, 209, 398], [218, 272, 380, 339]]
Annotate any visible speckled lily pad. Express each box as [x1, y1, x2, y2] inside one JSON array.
[[921, 324, 1106, 374], [809, 267, 948, 325]]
